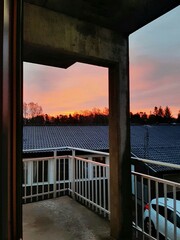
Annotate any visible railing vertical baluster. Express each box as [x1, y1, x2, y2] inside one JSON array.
[[105, 156, 109, 178], [95, 165, 98, 212], [92, 163, 94, 210], [141, 176, 144, 240], [173, 185, 177, 240], [63, 158, 65, 194], [78, 160, 81, 201], [84, 161, 86, 202], [164, 183, 168, 239], [148, 179, 151, 236], [42, 160, 44, 200], [68, 157, 70, 193], [99, 166, 102, 214], [60, 158, 62, 194], [82, 161, 84, 203], [53, 151, 57, 198], [85, 162, 87, 205], [36, 161, 39, 201], [27, 161, 31, 186], [47, 158, 50, 199], [107, 164, 110, 219], [24, 162, 27, 204], [71, 150, 75, 199], [75, 159, 78, 198], [134, 175, 138, 227], [89, 157, 93, 180], [30, 161, 33, 202], [155, 181, 159, 240], [103, 166, 106, 217], [88, 161, 91, 207], [58, 158, 61, 196]]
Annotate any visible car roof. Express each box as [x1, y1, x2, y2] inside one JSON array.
[[151, 198, 180, 215]]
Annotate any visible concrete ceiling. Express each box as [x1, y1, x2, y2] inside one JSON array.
[[23, 0, 179, 68], [24, 0, 179, 34]]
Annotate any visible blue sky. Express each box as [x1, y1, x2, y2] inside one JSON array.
[[129, 6, 180, 116]]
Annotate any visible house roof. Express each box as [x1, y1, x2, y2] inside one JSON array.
[[131, 125, 180, 172], [23, 125, 180, 172], [23, 126, 109, 151]]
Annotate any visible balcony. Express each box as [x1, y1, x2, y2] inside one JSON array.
[[23, 147, 180, 240], [23, 196, 112, 240]]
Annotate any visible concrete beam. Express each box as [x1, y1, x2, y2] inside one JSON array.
[[109, 38, 131, 239], [25, 0, 179, 34], [23, 3, 125, 67]]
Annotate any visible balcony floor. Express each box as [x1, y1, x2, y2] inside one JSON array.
[[23, 196, 113, 240]]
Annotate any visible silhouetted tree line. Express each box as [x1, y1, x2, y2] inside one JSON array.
[[23, 103, 109, 125], [130, 106, 180, 125], [23, 103, 180, 126]]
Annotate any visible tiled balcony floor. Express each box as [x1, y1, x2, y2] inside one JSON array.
[[23, 196, 113, 240]]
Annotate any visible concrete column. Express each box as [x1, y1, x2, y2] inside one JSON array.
[[109, 37, 132, 239]]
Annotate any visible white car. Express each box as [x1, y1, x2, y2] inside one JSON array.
[[144, 198, 180, 239]]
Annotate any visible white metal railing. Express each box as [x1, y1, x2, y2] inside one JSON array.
[[71, 155, 110, 216], [23, 155, 70, 202], [132, 157, 180, 240], [23, 147, 110, 217], [23, 147, 180, 239]]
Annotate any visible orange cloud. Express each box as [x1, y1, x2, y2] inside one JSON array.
[[24, 62, 108, 116]]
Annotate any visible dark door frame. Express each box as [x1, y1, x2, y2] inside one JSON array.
[[0, 0, 23, 239]]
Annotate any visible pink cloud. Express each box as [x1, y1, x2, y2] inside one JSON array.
[[130, 55, 180, 117]]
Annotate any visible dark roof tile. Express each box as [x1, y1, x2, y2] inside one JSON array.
[[23, 125, 180, 172]]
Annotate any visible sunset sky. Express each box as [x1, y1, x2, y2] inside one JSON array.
[[24, 6, 180, 117]]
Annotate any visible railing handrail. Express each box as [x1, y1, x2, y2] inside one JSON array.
[[23, 146, 180, 170], [23, 155, 69, 162], [70, 155, 109, 167], [23, 154, 110, 167], [23, 146, 109, 156], [132, 156, 180, 170], [132, 170, 180, 187]]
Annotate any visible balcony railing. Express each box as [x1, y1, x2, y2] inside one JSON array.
[[23, 147, 180, 239], [132, 157, 180, 240], [23, 147, 110, 218]]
